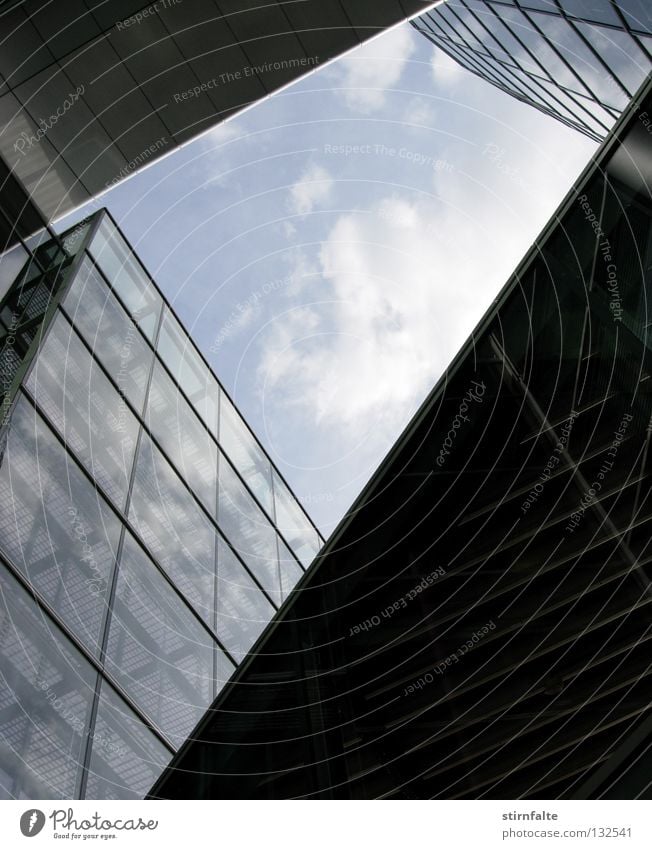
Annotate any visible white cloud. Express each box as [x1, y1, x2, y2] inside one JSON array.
[[334, 24, 417, 114], [288, 163, 334, 216], [431, 47, 466, 87]]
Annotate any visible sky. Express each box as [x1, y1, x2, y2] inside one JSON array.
[[56, 20, 598, 537]]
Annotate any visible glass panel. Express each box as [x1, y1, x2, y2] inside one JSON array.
[[63, 256, 153, 414], [0, 242, 28, 305], [157, 307, 219, 434], [277, 536, 304, 603], [272, 470, 320, 569], [0, 564, 96, 799], [618, 0, 652, 33], [574, 21, 651, 100], [85, 679, 172, 800], [145, 361, 218, 515], [26, 313, 139, 509], [129, 433, 216, 628], [216, 537, 276, 663], [88, 215, 162, 341], [219, 393, 274, 516], [217, 454, 281, 604], [0, 396, 121, 657], [557, 0, 621, 26], [105, 531, 219, 748]]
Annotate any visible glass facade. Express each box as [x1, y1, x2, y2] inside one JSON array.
[[0, 209, 323, 799], [153, 75, 652, 801], [413, 1, 652, 140]]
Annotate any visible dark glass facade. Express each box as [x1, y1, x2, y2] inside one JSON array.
[[0, 0, 433, 220], [152, 74, 652, 800], [413, 1, 652, 140], [0, 208, 323, 798]]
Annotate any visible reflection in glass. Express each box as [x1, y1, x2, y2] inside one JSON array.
[[157, 308, 219, 434], [272, 470, 319, 568], [85, 680, 172, 800], [63, 257, 153, 414], [0, 565, 96, 798], [216, 537, 276, 663], [0, 395, 121, 657], [26, 313, 139, 509], [129, 433, 216, 628], [88, 215, 162, 341], [105, 531, 218, 748]]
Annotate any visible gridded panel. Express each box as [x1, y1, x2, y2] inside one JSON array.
[[145, 360, 218, 515], [0, 564, 96, 799], [85, 679, 172, 800], [62, 256, 154, 415], [88, 216, 162, 341], [219, 392, 273, 515], [105, 530, 218, 748], [26, 313, 139, 509], [273, 469, 320, 568], [217, 452, 281, 604], [157, 306, 219, 435], [128, 432, 216, 629], [216, 536, 276, 663], [0, 395, 121, 658]]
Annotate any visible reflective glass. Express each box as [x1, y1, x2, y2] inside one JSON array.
[[85, 679, 172, 800], [219, 393, 274, 516], [0, 564, 95, 799], [0, 395, 121, 657], [63, 256, 153, 413], [129, 432, 216, 628], [272, 470, 320, 568], [557, 0, 621, 26], [145, 361, 218, 515], [216, 537, 276, 663], [277, 536, 304, 603], [217, 454, 281, 604], [574, 22, 651, 99], [157, 308, 219, 434], [105, 531, 218, 748], [88, 215, 162, 341], [26, 313, 139, 509]]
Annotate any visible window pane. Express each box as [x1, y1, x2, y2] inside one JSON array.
[[0, 564, 96, 799], [105, 531, 219, 748], [26, 313, 139, 509], [216, 537, 276, 663], [0, 396, 121, 657], [145, 361, 218, 515], [219, 393, 274, 516], [277, 536, 305, 603], [129, 433, 216, 628], [217, 455, 281, 604], [88, 215, 162, 341], [157, 307, 219, 434], [85, 679, 172, 800], [63, 256, 153, 414], [272, 470, 320, 568]]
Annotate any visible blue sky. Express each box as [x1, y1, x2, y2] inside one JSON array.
[[57, 21, 597, 536]]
